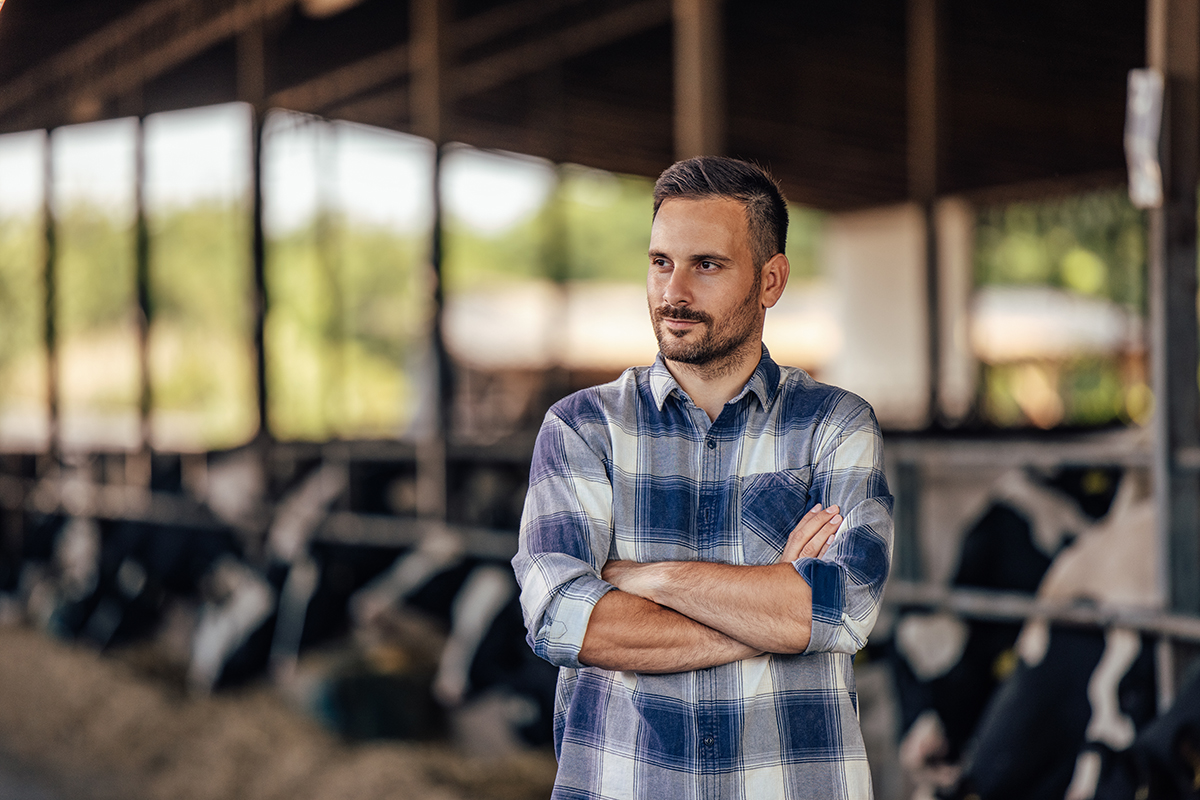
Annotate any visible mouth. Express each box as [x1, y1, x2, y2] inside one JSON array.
[[655, 305, 709, 329]]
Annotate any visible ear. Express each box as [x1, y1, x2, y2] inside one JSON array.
[[759, 253, 790, 309]]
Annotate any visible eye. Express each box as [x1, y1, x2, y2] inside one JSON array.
[[698, 260, 720, 272], [650, 257, 671, 270]]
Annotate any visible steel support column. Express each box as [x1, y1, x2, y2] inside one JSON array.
[[240, 14, 271, 443], [672, 0, 725, 160], [907, 0, 943, 427], [411, 0, 451, 522], [1148, 0, 1200, 622], [249, 112, 269, 441], [135, 116, 153, 452], [42, 130, 58, 462]]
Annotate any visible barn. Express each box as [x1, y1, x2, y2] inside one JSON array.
[[0, 1, 1198, 798]]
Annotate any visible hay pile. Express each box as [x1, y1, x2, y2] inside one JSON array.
[[0, 624, 557, 800]]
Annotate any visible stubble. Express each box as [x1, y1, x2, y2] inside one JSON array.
[[650, 269, 763, 379]]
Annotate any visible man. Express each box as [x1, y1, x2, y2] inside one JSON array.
[[513, 156, 893, 798]]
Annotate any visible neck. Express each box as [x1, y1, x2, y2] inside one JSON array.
[[664, 339, 762, 422]]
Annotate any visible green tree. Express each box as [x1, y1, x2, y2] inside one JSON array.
[[974, 190, 1147, 429]]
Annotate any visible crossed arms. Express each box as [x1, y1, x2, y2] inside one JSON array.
[[578, 504, 843, 673], [515, 392, 893, 674]]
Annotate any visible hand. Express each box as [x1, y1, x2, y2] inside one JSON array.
[[779, 503, 842, 563], [601, 559, 660, 600]]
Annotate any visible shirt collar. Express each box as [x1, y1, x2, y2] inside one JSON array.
[[648, 345, 781, 412]]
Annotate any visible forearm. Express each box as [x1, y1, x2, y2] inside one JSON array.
[[607, 560, 813, 654], [578, 589, 762, 673]]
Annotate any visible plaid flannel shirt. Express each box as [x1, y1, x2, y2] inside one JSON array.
[[513, 348, 894, 799]]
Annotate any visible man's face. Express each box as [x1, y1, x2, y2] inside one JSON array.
[[647, 197, 765, 369]]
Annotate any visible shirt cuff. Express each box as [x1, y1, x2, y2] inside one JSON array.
[[533, 574, 616, 669], [795, 558, 846, 654]]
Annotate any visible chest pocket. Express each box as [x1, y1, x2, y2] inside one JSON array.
[[741, 469, 813, 561]]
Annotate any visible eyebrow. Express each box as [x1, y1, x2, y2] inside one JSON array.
[[648, 250, 733, 263]]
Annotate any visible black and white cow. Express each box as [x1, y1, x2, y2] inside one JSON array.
[[940, 471, 1166, 800], [8, 449, 278, 691], [261, 457, 557, 746], [1093, 666, 1200, 800], [888, 466, 1127, 797], [345, 536, 557, 747], [3, 449, 556, 746]]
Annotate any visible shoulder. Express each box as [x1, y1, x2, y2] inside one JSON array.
[[531, 366, 650, 476], [546, 365, 650, 429], [773, 365, 878, 431]]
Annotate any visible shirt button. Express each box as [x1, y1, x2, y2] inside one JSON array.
[[706, 439, 716, 450], [703, 736, 715, 746]]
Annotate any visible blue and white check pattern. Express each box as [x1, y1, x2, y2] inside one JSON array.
[[514, 348, 894, 800]]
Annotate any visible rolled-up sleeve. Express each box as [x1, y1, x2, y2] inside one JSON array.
[[794, 394, 894, 655], [513, 409, 616, 669]]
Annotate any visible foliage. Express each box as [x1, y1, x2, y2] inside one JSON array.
[[442, 166, 654, 292], [148, 203, 257, 446], [265, 213, 424, 441], [785, 205, 825, 282], [975, 190, 1145, 310], [0, 167, 828, 447], [0, 213, 43, 390], [56, 205, 137, 337], [442, 165, 826, 294], [974, 190, 1147, 429]]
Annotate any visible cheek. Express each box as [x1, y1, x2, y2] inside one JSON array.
[[647, 272, 668, 300]]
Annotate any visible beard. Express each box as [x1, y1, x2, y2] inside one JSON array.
[[650, 271, 762, 372]]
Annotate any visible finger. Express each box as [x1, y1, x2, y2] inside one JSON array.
[[796, 503, 832, 525], [795, 504, 838, 534], [782, 510, 842, 562], [780, 513, 823, 562], [797, 513, 842, 559], [820, 531, 835, 557], [780, 505, 841, 562]]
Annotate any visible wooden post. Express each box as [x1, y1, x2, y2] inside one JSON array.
[[135, 115, 153, 452], [907, 0, 942, 427], [411, 0, 450, 521], [239, 15, 271, 443], [893, 460, 923, 582], [1147, 0, 1200, 622], [248, 112, 269, 442], [672, 0, 725, 160], [42, 129, 58, 461]]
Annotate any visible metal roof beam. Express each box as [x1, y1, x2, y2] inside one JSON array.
[[267, 0, 596, 114], [0, 0, 296, 128], [450, 0, 670, 101], [5, 0, 670, 133]]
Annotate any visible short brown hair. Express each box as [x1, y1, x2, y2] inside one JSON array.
[[652, 157, 788, 268]]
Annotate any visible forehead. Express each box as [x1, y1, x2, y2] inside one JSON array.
[[650, 197, 751, 254]]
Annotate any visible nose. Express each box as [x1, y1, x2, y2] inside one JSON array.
[[661, 266, 693, 307]]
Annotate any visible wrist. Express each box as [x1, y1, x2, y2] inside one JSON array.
[[644, 561, 689, 605]]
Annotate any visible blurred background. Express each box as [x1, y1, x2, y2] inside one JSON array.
[[0, 1, 1198, 799]]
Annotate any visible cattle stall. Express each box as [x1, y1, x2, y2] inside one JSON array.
[[1, 1, 1200, 799]]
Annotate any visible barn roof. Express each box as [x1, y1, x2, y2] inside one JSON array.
[[0, 0, 1145, 211]]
